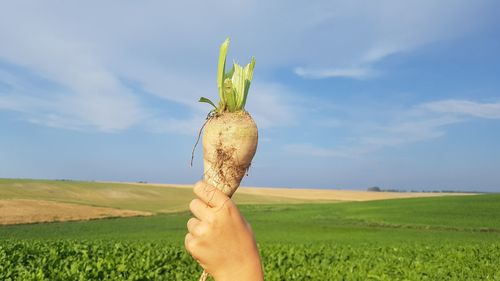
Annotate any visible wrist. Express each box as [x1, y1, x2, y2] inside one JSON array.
[[213, 256, 263, 281]]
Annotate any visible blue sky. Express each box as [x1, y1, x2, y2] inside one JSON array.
[[1, 1, 500, 191]]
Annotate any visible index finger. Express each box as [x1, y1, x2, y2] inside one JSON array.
[[193, 180, 229, 208]]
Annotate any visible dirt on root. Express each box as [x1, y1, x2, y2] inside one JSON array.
[[0, 199, 152, 225]]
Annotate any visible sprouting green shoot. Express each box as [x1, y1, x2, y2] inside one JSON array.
[[198, 38, 256, 113]]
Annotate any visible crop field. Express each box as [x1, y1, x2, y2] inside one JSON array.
[[0, 178, 337, 215], [1, 178, 465, 225], [1, 180, 500, 280], [0, 179, 497, 280], [0, 179, 460, 212], [2, 241, 499, 280]]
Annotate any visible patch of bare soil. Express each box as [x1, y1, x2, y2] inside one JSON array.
[[0, 199, 152, 225], [236, 187, 474, 201]]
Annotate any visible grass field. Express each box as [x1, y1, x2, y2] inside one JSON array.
[[1, 179, 499, 280], [1, 194, 499, 243]]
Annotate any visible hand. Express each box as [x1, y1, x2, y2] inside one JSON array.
[[185, 180, 264, 281]]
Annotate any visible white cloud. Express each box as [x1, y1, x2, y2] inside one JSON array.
[[0, 72, 145, 132], [0, 4, 148, 132], [421, 100, 500, 119], [0, 1, 303, 133], [292, 0, 494, 79], [361, 116, 461, 148], [145, 115, 205, 136], [294, 66, 376, 79], [285, 99, 499, 158], [245, 83, 295, 129], [0, 1, 496, 131]]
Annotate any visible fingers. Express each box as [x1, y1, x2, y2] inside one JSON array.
[[187, 217, 201, 233], [184, 232, 195, 254], [187, 217, 208, 237], [189, 198, 212, 221], [193, 180, 229, 208], [185, 232, 202, 261]]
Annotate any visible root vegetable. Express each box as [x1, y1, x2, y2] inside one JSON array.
[[198, 37, 258, 197], [202, 111, 258, 196], [195, 37, 258, 281]]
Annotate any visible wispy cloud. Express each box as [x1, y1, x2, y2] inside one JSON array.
[[0, 72, 146, 132], [294, 66, 376, 79], [0, 1, 497, 131], [286, 99, 500, 158], [0, 1, 302, 133], [421, 100, 500, 119], [145, 115, 205, 136], [245, 83, 296, 129], [293, 1, 494, 79]]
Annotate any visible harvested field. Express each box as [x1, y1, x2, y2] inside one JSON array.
[[0, 178, 475, 225], [116, 182, 474, 201], [237, 187, 474, 201], [0, 199, 152, 225]]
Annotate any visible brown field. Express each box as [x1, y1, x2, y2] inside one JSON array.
[[127, 182, 474, 201], [236, 186, 474, 201], [0, 179, 474, 225], [0, 199, 152, 225]]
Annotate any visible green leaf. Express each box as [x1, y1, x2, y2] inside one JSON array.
[[231, 63, 245, 108], [217, 38, 230, 105], [200, 38, 256, 113], [241, 56, 256, 108], [224, 64, 235, 81], [223, 78, 237, 111], [198, 97, 217, 109]]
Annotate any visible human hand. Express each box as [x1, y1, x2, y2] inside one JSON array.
[[185, 180, 264, 281]]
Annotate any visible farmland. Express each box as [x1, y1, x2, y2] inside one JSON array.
[[0, 178, 462, 211], [0, 178, 335, 216], [0, 199, 151, 225], [2, 241, 499, 280], [1, 179, 499, 280]]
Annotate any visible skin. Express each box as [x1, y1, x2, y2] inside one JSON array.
[[185, 180, 264, 281]]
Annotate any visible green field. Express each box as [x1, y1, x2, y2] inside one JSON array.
[[1, 180, 500, 280], [2, 195, 500, 243]]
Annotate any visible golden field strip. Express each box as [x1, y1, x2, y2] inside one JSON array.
[[0, 199, 151, 225], [0, 179, 473, 225], [114, 181, 473, 201], [237, 186, 474, 201]]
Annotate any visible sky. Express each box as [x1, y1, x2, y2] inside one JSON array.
[[1, 1, 500, 192]]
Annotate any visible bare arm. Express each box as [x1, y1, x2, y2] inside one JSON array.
[[185, 180, 264, 281]]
